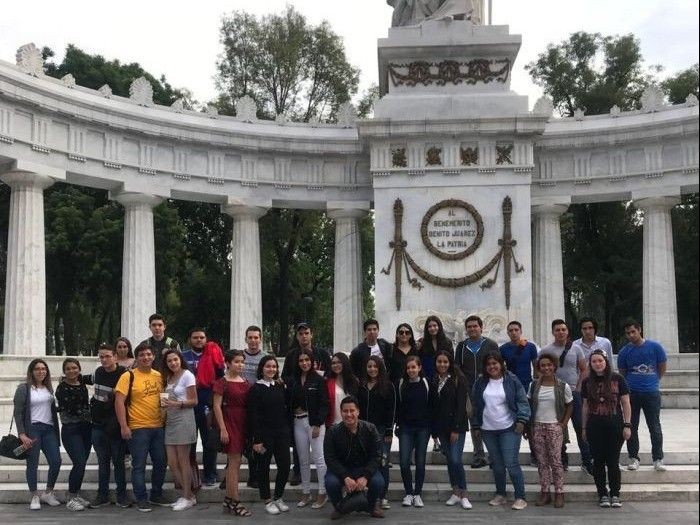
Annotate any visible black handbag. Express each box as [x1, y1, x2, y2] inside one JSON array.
[[0, 418, 29, 460]]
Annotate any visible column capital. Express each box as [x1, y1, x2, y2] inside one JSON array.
[[530, 196, 570, 217], [0, 170, 56, 191], [634, 195, 681, 212], [222, 197, 270, 219], [327, 200, 370, 220], [111, 191, 162, 209]]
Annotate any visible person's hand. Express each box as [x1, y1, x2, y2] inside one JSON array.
[[120, 426, 132, 440], [18, 433, 35, 449], [355, 477, 368, 491], [450, 432, 459, 444], [161, 398, 179, 408], [622, 427, 631, 441], [472, 429, 481, 441], [514, 422, 525, 435], [220, 429, 229, 445], [252, 443, 265, 454], [311, 426, 320, 439], [344, 477, 357, 492]]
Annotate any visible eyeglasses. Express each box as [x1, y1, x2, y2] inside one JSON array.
[[397, 330, 411, 335]]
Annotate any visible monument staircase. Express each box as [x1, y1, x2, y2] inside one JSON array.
[[0, 353, 697, 505]]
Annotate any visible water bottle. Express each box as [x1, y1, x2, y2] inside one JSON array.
[[13, 444, 25, 457]]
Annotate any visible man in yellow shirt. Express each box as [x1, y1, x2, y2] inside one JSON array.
[[115, 344, 170, 512]]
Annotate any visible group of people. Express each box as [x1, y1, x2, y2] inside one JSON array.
[[12, 312, 668, 517]]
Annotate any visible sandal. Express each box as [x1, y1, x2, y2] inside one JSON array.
[[224, 497, 252, 517]]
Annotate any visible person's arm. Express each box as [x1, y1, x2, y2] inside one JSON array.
[[323, 427, 349, 480], [561, 384, 574, 428], [617, 348, 628, 377], [247, 386, 263, 446], [621, 393, 632, 441], [213, 387, 228, 445], [513, 378, 531, 433], [361, 424, 381, 480], [453, 378, 468, 434], [658, 362, 667, 379], [383, 384, 396, 441], [13, 385, 34, 448], [114, 391, 131, 440]]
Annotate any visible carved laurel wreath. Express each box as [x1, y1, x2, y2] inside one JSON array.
[[420, 199, 484, 260], [388, 58, 511, 88]]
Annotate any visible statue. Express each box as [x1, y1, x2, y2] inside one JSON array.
[[387, 0, 484, 27]]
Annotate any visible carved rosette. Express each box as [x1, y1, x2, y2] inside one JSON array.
[[337, 101, 357, 128], [16, 43, 44, 77], [129, 77, 154, 107]]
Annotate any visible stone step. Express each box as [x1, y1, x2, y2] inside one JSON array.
[[0, 463, 695, 485], [662, 370, 699, 388], [0, 481, 696, 504], [660, 388, 699, 409]]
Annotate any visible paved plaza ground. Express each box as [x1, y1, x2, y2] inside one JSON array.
[[0, 501, 696, 525]]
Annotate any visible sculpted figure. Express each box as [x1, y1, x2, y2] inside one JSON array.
[[388, 0, 484, 26]]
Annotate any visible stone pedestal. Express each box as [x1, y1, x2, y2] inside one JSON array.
[[223, 201, 268, 348], [328, 203, 369, 352], [636, 196, 681, 353], [0, 171, 54, 355], [531, 199, 569, 347], [113, 192, 162, 346]]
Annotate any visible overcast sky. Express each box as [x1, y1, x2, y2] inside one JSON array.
[[1, 0, 698, 109]]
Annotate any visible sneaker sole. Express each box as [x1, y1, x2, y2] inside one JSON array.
[[137, 507, 152, 513]]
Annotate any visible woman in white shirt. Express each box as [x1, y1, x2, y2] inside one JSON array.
[[13, 358, 62, 510], [161, 349, 198, 511], [527, 353, 573, 508], [471, 354, 531, 510]]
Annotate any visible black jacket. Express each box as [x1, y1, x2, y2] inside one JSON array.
[[358, 382, 396, 438], [247, 381, 289, 445], [430, 375, 469, 436], [350, 339, 393, 379], [324, 420, 381, 480], [286, 372, 330, 427], [282, 346, 332, 383], [454, 337, 501, 390]]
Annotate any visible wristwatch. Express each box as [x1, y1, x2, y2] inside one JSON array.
[[623, 422, 631, 428]]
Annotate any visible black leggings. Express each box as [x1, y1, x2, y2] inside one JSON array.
[[586, 415, 624, 497], [256, 431, 291, 501]]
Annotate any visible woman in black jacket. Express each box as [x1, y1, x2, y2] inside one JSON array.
[[358, 356, 396, 510], [247, 356, 291, 515], [287, 349, 330, 509], [431, 350, 472, 510]]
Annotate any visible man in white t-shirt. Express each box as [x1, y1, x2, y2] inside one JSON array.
[[572, 317, 615, 374]]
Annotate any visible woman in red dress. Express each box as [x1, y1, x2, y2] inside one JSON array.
[[213, 349, 251, 516]]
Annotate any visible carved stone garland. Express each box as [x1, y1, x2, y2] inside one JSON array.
[[388, 58, 510, 88], [381, 197, 524, 310]]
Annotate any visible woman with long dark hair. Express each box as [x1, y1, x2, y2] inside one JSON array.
[[325, 352, 359, 427], [358, 356, 396, 510], [114, 337, 134, 369], [213, 349, 252, 516], [389, 323, 418, 387], [471, 354, 530, 510], [419, 316, 453, 380], [56, 358, 92, 511], [13, 358, 62, 510], [431, 350, 471, 510], [396, 355, 431, 508], [581, 350, 632, 509], [287, 349, 329, 509], [247, 356, 291, 515]]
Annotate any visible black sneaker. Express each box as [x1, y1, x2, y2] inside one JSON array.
[[136, 500, 152, 513], [148, 495, 173, 507], [470, 458, 488, 469], [116, 498, 131, 508], [599, 496, 611, 508], [90, 495, 111, 508], [246, 480, 258, 489]]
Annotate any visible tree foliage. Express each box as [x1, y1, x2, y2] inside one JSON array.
[[662, 63, 699, 104], [526, 32, 654, 116]]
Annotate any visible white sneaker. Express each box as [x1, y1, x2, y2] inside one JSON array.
[[75, 495, 91, 508], [512, 498, 528, 510], [380, 498, 391, 509], [627, 458, 640, 471], [274, 498, 290, 512], [40, 492, 61, 506], [489, 494, 507, 506], [265, 501, 281, 515], [413, 495, 424, 508], [29, 495, 41, 510], [445, 494, 461, 506], [461, 497, 473, 510], [172, 497, 195, 511], [402, 495, 414, 507], [653, 460, 667, 472], [66, 497, 85, 511]]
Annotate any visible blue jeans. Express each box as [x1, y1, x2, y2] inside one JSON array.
[[375, 426, 391, 499], [325, 469, 385, 512], [61, 421, 92, 494], [25, 422, 62, 493], [563, 391, 592, 464], [440, 432, 467, 491], [192, 390, 217, 483], [627, 390, 664, 461], [92, 424, 127, 500], [482, 426, 525, 500], [398, 425, 430, 496], [129, 427, 166, 502]]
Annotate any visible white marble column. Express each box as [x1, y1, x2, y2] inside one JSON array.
[[328, 203, 369, 352], [114, 192, 161, 346], [636, 196, 681, 353], [531, 201, 569, 347], [1, 171, 54, 355], [223, 202, 268, 347]]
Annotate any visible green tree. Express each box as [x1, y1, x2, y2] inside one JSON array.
[[672, 194, 699, 352], [662, 63, 699, 104], [526, 32, 654, 116]]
